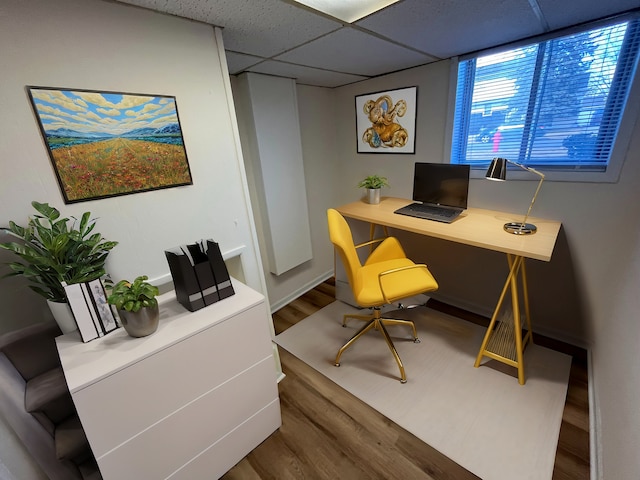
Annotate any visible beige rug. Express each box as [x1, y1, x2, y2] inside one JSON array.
[[275, 301, 571, 480]]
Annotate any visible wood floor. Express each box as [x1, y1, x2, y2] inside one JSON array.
[[222, 278, 590, 479]]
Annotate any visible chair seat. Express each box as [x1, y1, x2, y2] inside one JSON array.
[[355, 258, 438, 306]]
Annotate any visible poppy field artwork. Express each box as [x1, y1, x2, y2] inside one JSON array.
[[27, 87, 193, 203]]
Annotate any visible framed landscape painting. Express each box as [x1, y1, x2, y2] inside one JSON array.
[[27, 86, 193, 204], [355, 86, 417, 154]]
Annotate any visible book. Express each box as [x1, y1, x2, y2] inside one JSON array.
[[64, 282, 99, 343], [87, 279, 119, 334], [81, 282, 104, 338]]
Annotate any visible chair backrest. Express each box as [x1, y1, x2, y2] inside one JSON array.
[[327, 209, 361, 290]]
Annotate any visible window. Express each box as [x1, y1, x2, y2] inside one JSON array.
[[450, 15, 640, 181]]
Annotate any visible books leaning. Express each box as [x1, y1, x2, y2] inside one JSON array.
[[63, 279, 119, 343]]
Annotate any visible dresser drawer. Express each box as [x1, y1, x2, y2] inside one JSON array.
[[73, 303, 274, 456], [96, 357, 280, 479], [169, 399, 281, 479]]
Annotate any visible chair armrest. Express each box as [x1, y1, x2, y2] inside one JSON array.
[[354, 238, 386, 250], [0, 322, 60, 350], [378, 263, 429, 278], [0, 353, 81, 480], [1, 322, 62, 381], [377, 264, 437, 304]]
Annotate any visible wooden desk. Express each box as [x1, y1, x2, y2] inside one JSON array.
[[336, 197, 562, 384]]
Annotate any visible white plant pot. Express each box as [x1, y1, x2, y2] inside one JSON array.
[[47, 300, 78, 334], [366, 188, 381, 205]]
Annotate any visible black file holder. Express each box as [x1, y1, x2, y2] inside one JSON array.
[[165, 240, 235, 312]]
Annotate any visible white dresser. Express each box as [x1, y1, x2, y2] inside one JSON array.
[[56, 279, 281, 479]]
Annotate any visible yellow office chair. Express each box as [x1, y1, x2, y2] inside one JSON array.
[[327, 208, 439, 383]]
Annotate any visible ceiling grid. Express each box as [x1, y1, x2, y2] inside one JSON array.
[[114, 0, 640, 87]]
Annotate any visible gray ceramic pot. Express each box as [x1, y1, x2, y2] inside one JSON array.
[[118, 304, 160, 338], [366, 188, 381, 204]]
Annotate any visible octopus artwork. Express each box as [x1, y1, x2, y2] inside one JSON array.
[[362, 94, 409, 148]]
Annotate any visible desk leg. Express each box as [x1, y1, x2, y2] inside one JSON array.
[[369, 223, 389, 240], [474, 254, 533, 385]]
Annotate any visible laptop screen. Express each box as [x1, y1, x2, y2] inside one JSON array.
[[412, 163, 470, 209]]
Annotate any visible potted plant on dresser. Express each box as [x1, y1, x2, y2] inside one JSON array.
[[357, 174, 389, 205], [0, 201, 118, 333], [107, 275, 160, 338]]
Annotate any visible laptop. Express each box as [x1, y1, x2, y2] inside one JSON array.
[[394, 163, 470, 223]]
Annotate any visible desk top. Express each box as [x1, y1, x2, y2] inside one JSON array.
[[336, 197, 561, 262]]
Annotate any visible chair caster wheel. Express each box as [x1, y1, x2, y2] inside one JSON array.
[[414, 338, 421, 343], [335, 363, 340, 367]]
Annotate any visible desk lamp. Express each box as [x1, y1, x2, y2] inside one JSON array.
[[485, 157, 545, 235]]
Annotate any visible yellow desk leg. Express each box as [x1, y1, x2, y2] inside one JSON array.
[[368, 223, 390, 255], [520, 258, 534, 342], [510, 255, 525, 384], [369, 223, 389, 240], [474, 254, 533, 385]]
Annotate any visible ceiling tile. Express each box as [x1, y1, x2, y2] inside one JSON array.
[[246, 61, 368, 88], [115, 0, 343, 57], [275, 27, 437, 77], [114, 0, 640, 88], [537, 0, 640, 30], [226, 51, 264, 75], [356, 0, 546, 58]]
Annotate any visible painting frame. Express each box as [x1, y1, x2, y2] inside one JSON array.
[[355, 86, 417, 154], [27, 86, 193, 204]]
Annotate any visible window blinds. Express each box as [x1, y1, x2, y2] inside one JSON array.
[[451, 16, 640, 171]]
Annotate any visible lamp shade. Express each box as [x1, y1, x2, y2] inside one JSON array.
[[486, 157, 507, 181]]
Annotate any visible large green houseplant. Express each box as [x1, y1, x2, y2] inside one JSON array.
[[107, 275, 160, 337], [0, 201, 118, 331]]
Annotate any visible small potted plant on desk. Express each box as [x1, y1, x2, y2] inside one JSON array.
[[357, 175, 389, 205], [107, 275, 160, 338]]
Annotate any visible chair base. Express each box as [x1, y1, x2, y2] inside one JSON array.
[[335, 308, 419, 383]]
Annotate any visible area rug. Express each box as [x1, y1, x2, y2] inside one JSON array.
[[275, 301, 571, 480]]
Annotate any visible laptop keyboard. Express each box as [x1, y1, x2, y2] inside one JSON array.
[[394, 203, 462, 223]]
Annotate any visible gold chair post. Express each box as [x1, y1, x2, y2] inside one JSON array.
[[335, 308, 415, 384]]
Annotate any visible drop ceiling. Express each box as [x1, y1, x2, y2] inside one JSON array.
[[113, 0, 640, 88]]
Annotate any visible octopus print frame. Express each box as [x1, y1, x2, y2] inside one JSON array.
[[355, 86, 417, 154]]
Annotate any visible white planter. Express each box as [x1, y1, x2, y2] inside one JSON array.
[[47, 300, 78, 334], [366, 188, 381, 205]]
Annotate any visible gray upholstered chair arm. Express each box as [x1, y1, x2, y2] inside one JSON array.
[[0, 352, 81, 479]]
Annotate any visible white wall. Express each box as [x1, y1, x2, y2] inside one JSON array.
[[232, 81, 338, 311], [0, 0, 265, 331], [594, 223, 640, 479], [232, 73, 313, 276]]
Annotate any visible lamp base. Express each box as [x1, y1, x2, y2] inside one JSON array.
[[504, 222, 537, 235]]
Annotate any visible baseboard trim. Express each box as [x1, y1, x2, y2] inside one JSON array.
[[588, 349, 601, 480], [429, 292, 493, 319], [430, 292, 589, 351], [269, 270, 334, 313]]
